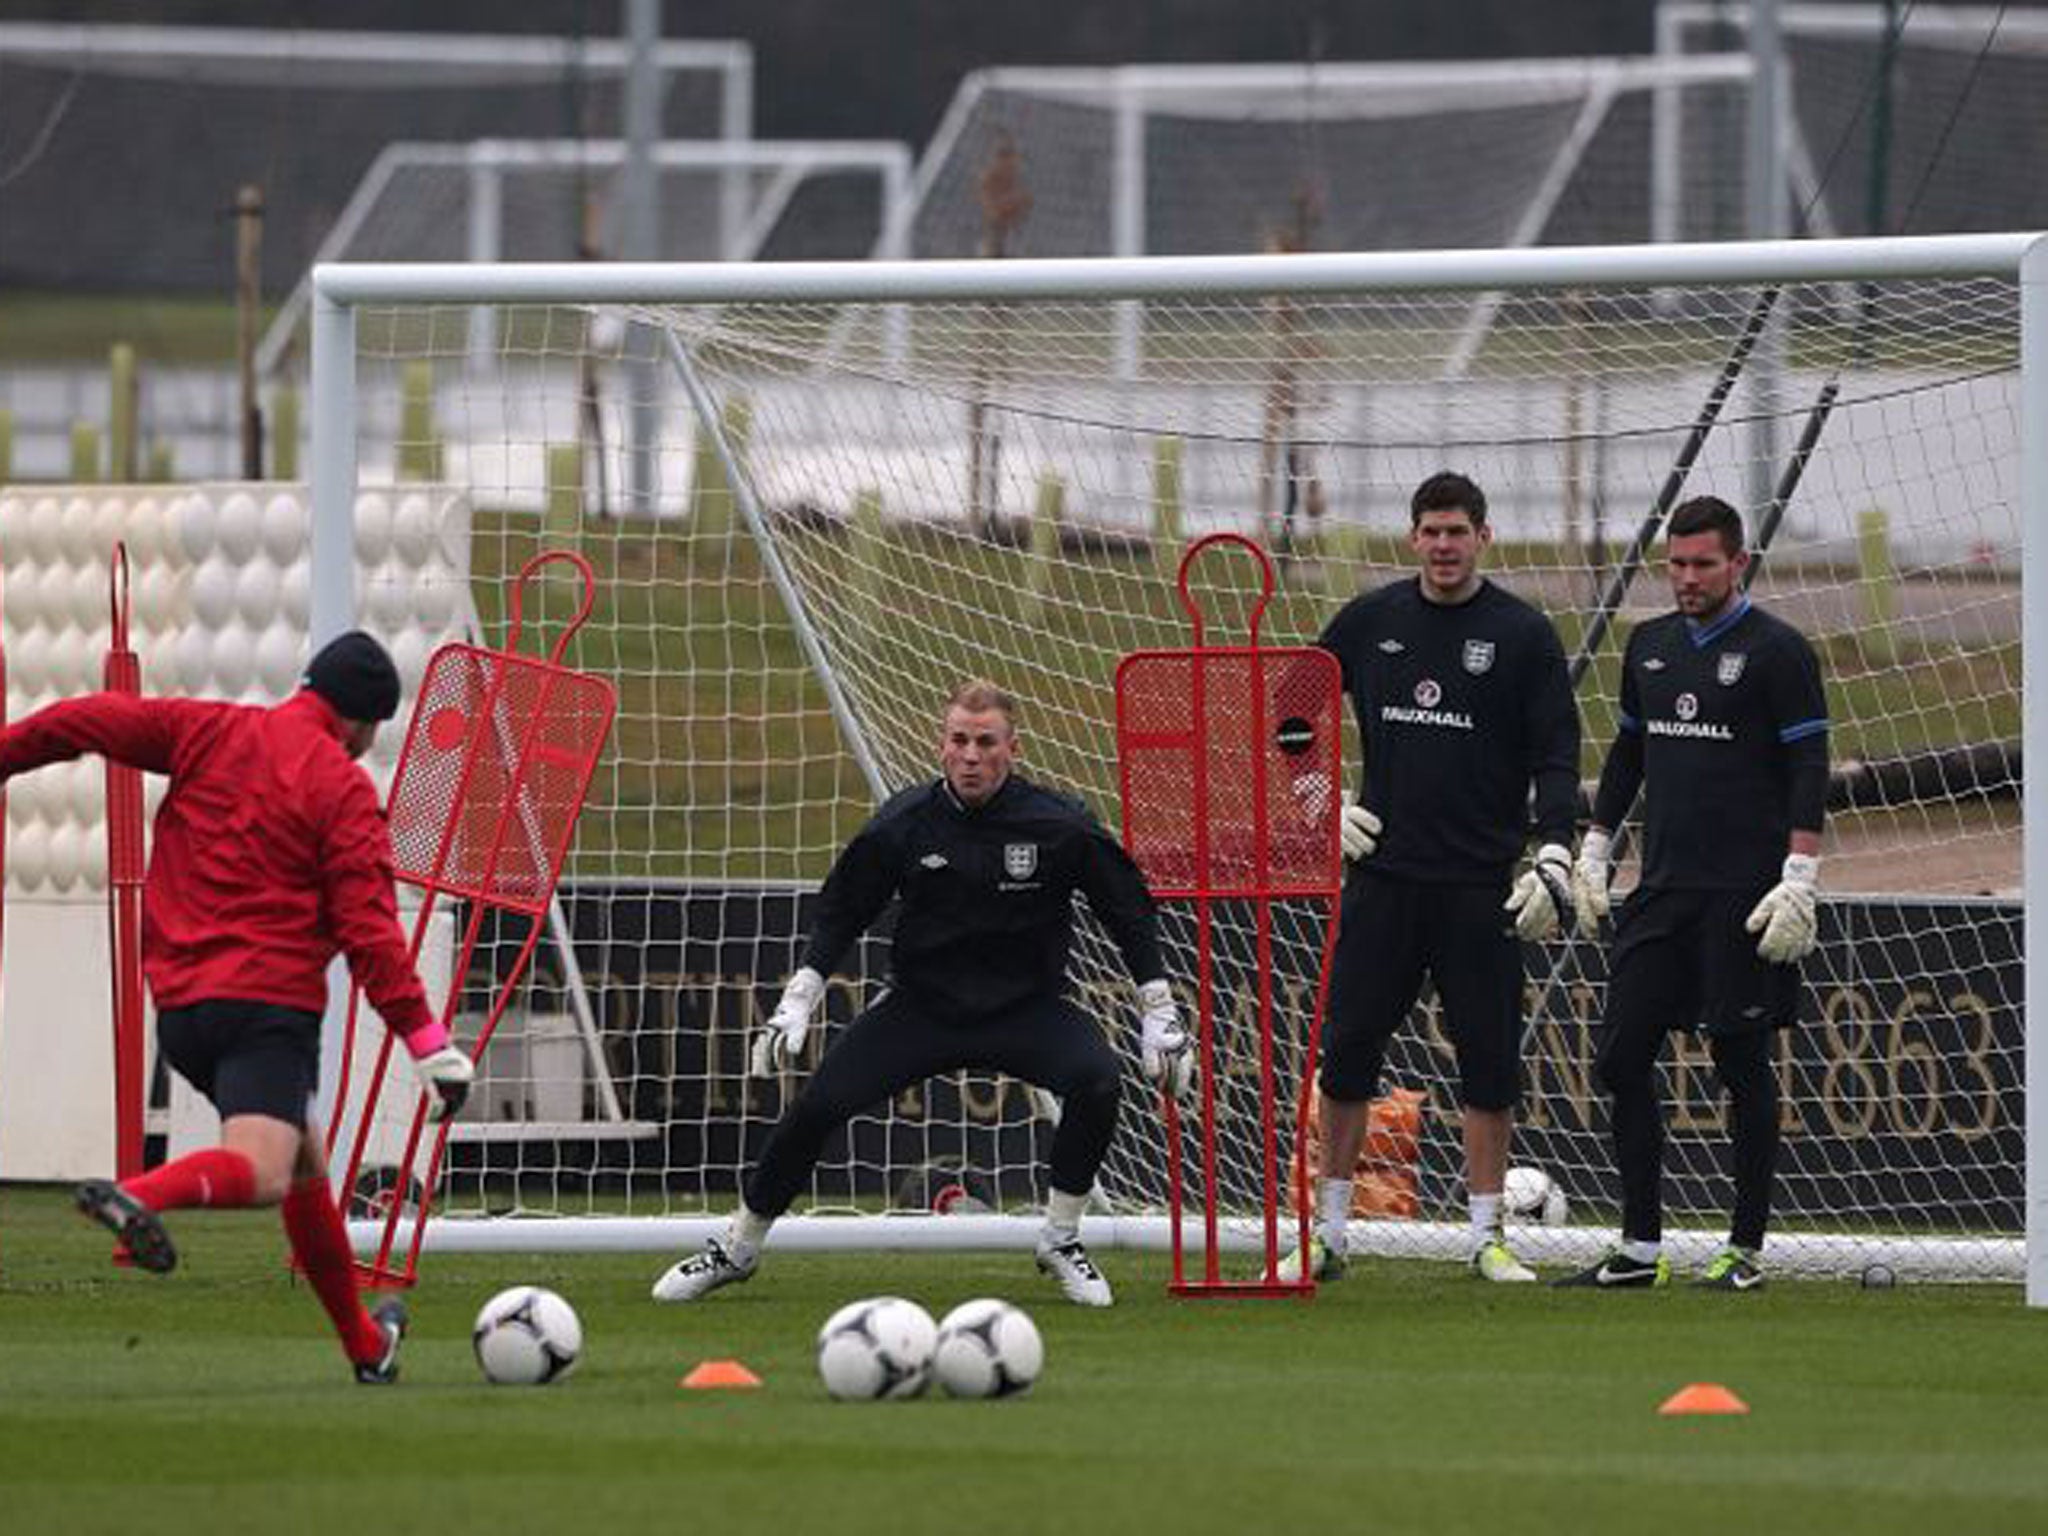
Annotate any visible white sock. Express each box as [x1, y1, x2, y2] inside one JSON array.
[[1042, 1187, 1089, 1245], [1469, 1192, 1503, 1248], [728, 1203, 773, 1261], [1318, 1177, 1353, 1249], [1621, 1238, 1662, 1264]]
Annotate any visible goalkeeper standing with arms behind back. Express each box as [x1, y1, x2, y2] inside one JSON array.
[[1560, 495, 1828, 1290], [1283, 470, 1580, 1285], [652, 679, 1189, 1309]]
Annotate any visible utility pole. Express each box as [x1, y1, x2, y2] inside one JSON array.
[[1744, 0, 1787, 529], [235, 183, 265, 479], [623, 0, 661, 518]]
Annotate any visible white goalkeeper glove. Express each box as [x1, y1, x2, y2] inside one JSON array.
[[1504, 842, 1575, 943], [1746, 853, 1820, 964], [1572, 829, 1613, 938], [1136, 978, 1195, 1100], [413, 1045, 475, 1124], [751, 965, 825, 1078], [1340, 797, 1382, 862]]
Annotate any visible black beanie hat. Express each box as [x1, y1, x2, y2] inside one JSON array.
[[304, 630, 402, 723]]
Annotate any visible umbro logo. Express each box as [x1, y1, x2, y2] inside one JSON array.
[[1377, 638, 1405, 653], [1643, 658, 1667, 671], [919, 853, 948, 870]]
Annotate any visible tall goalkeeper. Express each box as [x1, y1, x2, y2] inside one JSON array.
[[1558, 495, 1828, 1291], [652, 679, 1189, 1308], [0, 631, 474, 1384], [1283, 470, 1580, 1286]]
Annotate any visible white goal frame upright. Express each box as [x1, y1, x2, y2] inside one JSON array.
[[309, 234, 2048, 1303]]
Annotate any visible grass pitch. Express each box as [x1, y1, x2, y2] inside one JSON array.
[[3, 1187, 2045, 1536]]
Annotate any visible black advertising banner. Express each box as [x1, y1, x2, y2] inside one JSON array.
[[490, 884, 2022, 1228]]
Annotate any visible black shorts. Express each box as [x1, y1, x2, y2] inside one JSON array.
[[1319, 870, 1521, 1111], [1604, 886, 1801, 1039], [156, 1000, 323, 1128]]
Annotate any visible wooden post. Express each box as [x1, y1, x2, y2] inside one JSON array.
[[270, 383, 300, 481], [398, 361, 441, 481], [235, 184, 265, 480], [1024, 471, 1064, 618], [109, 342, 138, 483], [1858, 507, 1897, 663], [71, 423, 101, 481], [1152, 436, 1183, 570], [850, 486, 886, 622], [545, 442, 585, 575]]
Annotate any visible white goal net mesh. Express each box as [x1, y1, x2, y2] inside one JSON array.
[[338, 257, 2025, 1279]]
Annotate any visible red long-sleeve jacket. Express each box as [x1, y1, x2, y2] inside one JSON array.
[[0, 688, 445, 1056]]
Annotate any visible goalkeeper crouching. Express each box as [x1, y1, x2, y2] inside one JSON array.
[[652, 679, 1189, 1309], [0, 632, 475, 1382], [1559, 496, 1829, 1291]]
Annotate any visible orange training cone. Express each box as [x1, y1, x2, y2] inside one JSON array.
[[1658, 1382, 1749, 1416], [681, 1359, 764, 1389]]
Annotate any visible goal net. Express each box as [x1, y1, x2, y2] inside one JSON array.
[[0, 22, 749, 295], [908, 57, 1757, 263], [1659, 2, 2048, 239], [311, 235, 2041, 1285], [257, 139, 913, 381]]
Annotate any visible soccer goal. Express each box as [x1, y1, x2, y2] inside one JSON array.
[[257, 138, 914, 380], [0, 22, 752, 296], [308, 233, 2048, 1300], [1657, 3, 2048, 239]]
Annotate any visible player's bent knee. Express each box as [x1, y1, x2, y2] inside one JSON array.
[[1060, 1057, 1122, 1110]]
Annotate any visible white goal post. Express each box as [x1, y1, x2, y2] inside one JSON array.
[[309, 234, 2048, 1302], [259, 138, 915, 381]]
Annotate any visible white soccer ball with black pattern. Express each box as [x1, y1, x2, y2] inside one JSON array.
[[1503, 1165, 1570, 1227], [472, 1285, 583, 1385], [933, 1298, 1043, 1399], [815, 1296, 937, 1400]]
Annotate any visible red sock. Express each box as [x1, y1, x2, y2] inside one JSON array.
[[120, 1147, 257, 1212], [281, 1177, 383, 1364]]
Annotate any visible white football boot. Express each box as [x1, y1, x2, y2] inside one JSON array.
[[1471, 1234, 1538, 1283], [1034, 1237, 1114, 1307], [651, 1236, 758, 1302], [1277, 1232, 1348, 1283]]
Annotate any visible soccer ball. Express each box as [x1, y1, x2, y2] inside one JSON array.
[[473, 1285, 583, 1385], [932, 1298, 1043, 1399], [1503, 1165, 1570, 1227], [815, 1296, 937, 1400]]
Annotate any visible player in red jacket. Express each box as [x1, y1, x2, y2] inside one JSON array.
[[0, 630, 474, 1384]]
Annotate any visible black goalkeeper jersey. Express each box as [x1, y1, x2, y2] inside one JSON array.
[[1593, 597, 1830, 892], [797, 773, 1164, 1020], [1316, 576, 1579, 885]]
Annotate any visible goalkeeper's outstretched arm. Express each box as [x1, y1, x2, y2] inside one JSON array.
[[1073, 812, 1164, 986]]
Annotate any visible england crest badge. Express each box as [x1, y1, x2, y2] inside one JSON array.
[[1716, 652, 1746, 686], [1003, 842, 1038, 880], [1462, 639, 1495, 675]]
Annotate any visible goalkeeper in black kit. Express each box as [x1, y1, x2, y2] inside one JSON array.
[[1282, 470, 1580, 1286], [652, 679, 1189, 1309], [1559, 495, 1828, 1291]]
